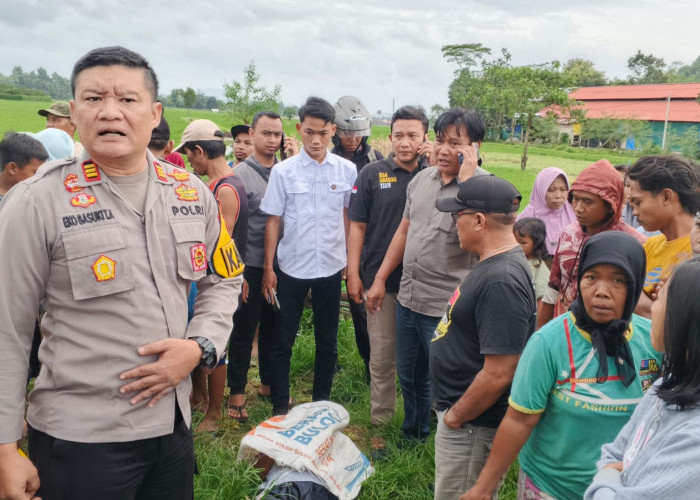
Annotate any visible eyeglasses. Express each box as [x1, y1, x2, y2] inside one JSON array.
[[451, 210, 479, 223]]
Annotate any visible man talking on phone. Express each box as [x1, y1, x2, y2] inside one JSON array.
[[365, 108, 486, 444], [346, 105, 431, 452]]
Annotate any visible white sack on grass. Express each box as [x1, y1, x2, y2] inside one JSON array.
[[238, 401, 374, 500]]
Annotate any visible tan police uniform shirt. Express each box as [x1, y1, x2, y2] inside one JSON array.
[[0, 150, 243, 444], [397, 166, 487, 317]]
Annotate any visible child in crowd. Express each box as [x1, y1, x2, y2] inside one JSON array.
[[513, 217, 550, 310]]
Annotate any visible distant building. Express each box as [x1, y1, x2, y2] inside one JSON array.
[[538, 83, 700, 149]]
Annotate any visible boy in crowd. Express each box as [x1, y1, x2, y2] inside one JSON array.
[[261, 97, 357, 416], [628, 155, 700, 316], [0, 132, 48, 204]]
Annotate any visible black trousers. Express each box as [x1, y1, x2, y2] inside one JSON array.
[[270, 270, 342, 414], [227, 266, 275, 394], [28, 408, 194, 500], [347, 289, 370, 372]]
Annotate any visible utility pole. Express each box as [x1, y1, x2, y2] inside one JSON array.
[[661, 94, 671, 151]]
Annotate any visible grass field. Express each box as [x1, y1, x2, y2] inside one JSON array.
[[4, 98, 639, 498]]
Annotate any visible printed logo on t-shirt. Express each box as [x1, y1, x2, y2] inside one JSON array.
[[378, 171, 397, 189], [432, 287, 460, 341]]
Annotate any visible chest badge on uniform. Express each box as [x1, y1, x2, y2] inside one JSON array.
[[70, 193, 97, 208], [64, 174, 82, 193], [82, 161, 101, 182], [92, 255, 116, 282], [154, 161, 168, 182], [190, 244, 207, 272], [175, 183, 199, 201], [168, 170, 190, 181]]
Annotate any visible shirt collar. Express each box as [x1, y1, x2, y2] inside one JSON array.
[[299, 146, 334, 167], [75, 150, 172, 188]]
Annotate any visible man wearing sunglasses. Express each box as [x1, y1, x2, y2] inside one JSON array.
[[431, 175, 536, 500]]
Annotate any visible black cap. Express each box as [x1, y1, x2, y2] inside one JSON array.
[[152, 114, 171, 141], [230, 124, 251, 138], [436, 174, 522, 214]]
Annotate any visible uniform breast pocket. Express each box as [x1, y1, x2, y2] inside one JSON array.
[[287, 182, 313, 217], [322, 181, 351, 217], [171, 220, 208, 281], [62, 225, 135, 300]]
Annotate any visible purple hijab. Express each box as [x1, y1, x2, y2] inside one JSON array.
[[517, 167, 576, 254]]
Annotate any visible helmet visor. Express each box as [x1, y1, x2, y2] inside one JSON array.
[[336, 128, 366, 138]]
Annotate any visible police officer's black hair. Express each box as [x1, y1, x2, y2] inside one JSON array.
[[0, 132, 48, 171], [298, 97, 335, 124], [391, 106, 429, 134], [434, 108, 486, 144], [182, 137, 226, 160], [629, 155, 700, 215], [251, 111, 282, 129], [71, 46, 159, 101]]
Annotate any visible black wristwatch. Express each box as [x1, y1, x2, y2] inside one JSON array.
[[189, 336, 217, 369]]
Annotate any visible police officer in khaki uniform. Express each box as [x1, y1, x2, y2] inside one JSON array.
[[0, 46, 243, 500]]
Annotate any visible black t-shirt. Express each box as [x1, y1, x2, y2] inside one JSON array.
[[430, 247, 536, 427], [347, 155, 427, 292]]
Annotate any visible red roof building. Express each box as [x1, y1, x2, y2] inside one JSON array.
[[538, 83, 700, 148]]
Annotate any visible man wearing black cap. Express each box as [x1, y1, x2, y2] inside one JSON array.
[[430, 175, 536, 500], [230, 124, 253, 167]]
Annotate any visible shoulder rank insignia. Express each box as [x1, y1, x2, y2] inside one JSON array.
[[92, 255, 116, 281], [210, 206, 244, 279], [70, 193, 97, 208], [64, 173, 82, 193], [175, 183, 199, 201], [168, 169, 190, 181], [82, 161, 101, 182], [154, 161, 168, 182], [191, 244, 207, 272]]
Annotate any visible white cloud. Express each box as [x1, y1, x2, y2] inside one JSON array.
[[1, 0, 699, 115]]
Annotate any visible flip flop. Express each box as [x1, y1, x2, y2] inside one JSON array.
[[227, 404, 249, 423]]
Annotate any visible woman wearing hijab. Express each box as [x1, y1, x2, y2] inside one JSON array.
[[32, 128, 74, 161], [585, 257, 700, 499], [539, 160, 646, 328], [518, 167, 576, 255], [460, 232, 662, 500]]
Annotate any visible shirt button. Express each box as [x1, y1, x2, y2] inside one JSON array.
[[331, 184, 336, 190]]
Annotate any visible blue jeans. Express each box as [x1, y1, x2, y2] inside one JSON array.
[[395, 302, 440, 441]]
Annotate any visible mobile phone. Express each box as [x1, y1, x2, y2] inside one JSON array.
[[270, 290, 281, 313], [458, 153, 464, 164], [280, 133, 287, 161]]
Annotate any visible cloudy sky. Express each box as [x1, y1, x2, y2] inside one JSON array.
[[2, 0, 698, 115]]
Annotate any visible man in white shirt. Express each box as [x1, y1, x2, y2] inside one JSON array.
[[261, 96, 357, 415]]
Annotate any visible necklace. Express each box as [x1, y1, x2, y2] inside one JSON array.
[[480, 244, 518, 261]]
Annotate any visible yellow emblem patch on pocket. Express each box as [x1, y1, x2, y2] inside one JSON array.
[[92, 255, 116, 282]]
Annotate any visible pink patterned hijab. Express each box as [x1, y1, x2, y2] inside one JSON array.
[[518, 167, 576, 254]]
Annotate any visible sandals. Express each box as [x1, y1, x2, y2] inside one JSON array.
[[227, 403, 249, 423]]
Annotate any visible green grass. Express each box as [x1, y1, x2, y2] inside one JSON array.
[[190, 309, 520, 499]]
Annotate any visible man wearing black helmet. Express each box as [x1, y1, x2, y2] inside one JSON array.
[[331, 96, 384, 379]]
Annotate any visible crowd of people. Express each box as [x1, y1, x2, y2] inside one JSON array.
[[1, 45, 700, 500]]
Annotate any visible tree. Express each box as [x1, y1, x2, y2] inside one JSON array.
[[224, 61, 281, 124], [183, 87, 196, 115], [441, 43, 491, 73], [627, 50, 667, 84], [282, 105, 299, 119], [562, 58, 607, 87]]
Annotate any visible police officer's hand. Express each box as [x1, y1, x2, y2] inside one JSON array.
[[417, 136, 433, 162], [284, 137, 299, 157], [457, 144, 479, 184], [347, 273, 364, 304], [241, 279, 249, 304], [262, 268, 277, 304], [365, 279, 386, 314], [119, 339, 202, 407], [0, 444, 41, 500]]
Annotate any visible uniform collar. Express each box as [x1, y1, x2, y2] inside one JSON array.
[[74, 150, 173, 188], [299, 147, 334, 167]]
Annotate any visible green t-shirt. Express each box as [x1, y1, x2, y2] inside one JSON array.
[[510, 312, 662, 499]]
